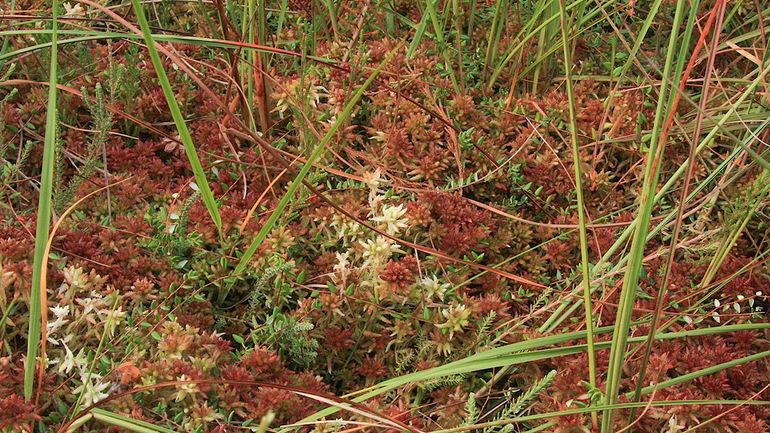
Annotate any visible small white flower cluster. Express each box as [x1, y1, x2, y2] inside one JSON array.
[[362, 168, 387, 209], [420, 275, 450, 302], [361, 170, 408, 275], [72, 370, 112, 407], [360, 236, 401, 268], [371, 204, 408, 235], [682, 291, 765, 325], [325, 168, 455, 309], [328, 168, 411, 286], [47, 302, 111, 407], [333, 252, 351, 285], [47, 304, 70, 344], [329, 213, 364, 242], [46, 266, 131, 407], [57, 339, 87, 375]]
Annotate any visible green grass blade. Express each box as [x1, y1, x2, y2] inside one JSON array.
[[407, 8, 431, 59], [557, 0, 597, 417], [130, 0, 222, 238], [24, 0, 58, 402], [424, 0, 459, 93], [91, 409, 177, 433], [601, 1, 688, 431], [433, 399, 770, 433], [92, 410, 174, 433], [630, 349, 770, 399], [482, 0, 508, 83], [0, 0, 15, 68], [628, 0, 705, 421], [320, 0, 340, 39], [275, 0, 289, 44], [532, 0, 560, 90]]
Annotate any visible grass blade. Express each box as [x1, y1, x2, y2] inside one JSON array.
[[600, 1, 688, 431], [557, 0, 597, 425], [130, 0, 223, 238], [424, 0, 459, 93], [24, 0, 58, 402], [92, 409, 175, 433], [90, 409, 176, 433], [407, 8, 431, 59], [628, 1, 717, 421], [482, 0, 508, 83]]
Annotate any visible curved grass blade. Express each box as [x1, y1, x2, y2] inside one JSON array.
[[407, 7, 430, 59]]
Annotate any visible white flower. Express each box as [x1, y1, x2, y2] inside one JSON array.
[[73, 371, 111, 406], [421, 275, 450, 301], [46, 304, 70, 341], [174, 375, 199, 402], [368, 193, 385, 212], [360, 236, 400, 267], [663, 415, 685, 433], [362, 168, 384, 191], [58, 342, 87, 375], [333, 252, 351, 282], [77, 290, 105, 320], [98, 307, 127, 337], [308, 85, 328, 107], [63, 2, 85, 17], [371, 204, 409, 235], [51, 304, 70, 320], [714, 299, 721, 308], [362, 168, 389, 208]]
